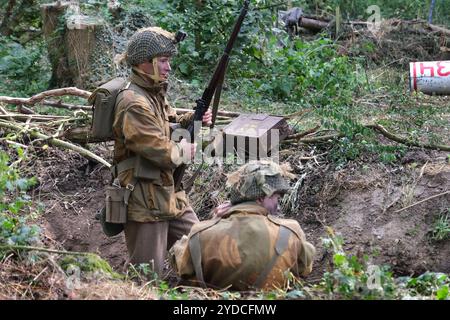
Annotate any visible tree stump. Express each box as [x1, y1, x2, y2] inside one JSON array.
[[41, 1, 116, 90], [41, 1, 73, 88]]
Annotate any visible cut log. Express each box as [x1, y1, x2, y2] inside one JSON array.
[[41, 1, 73, 88], [41, 2, 116, 90]]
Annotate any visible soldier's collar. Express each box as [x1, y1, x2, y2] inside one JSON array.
[[222, 201, 269, 218], [130, 68, 168, 93]]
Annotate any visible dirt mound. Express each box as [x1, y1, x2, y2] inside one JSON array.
[[31, 146, 128, 271], [285, 150, 450, 280]]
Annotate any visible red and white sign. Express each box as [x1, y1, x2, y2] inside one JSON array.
[[410, 61, 450, 94]]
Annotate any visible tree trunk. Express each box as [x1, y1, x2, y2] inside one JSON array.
[[0, 0, 17, 36], [41, 1, 73, 88]]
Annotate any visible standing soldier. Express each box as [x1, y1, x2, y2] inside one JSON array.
[[169, 160, 315, 290], [112, 27, 212, 276]]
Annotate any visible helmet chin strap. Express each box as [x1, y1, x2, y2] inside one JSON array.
[[133, 57, 164, 82], [150, 57, 162, 82]]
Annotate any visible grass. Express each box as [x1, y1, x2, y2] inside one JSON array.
[[432, 210, 450, 241]]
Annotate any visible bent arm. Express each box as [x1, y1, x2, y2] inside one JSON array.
[[122, 104, 184, 170]]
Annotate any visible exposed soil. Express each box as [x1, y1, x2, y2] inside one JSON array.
[[291, 151, 450, 280], [30, 146, 128, 271]]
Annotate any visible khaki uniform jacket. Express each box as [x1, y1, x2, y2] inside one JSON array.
[[169, 202, 316, 291], [112, 70, 193, 222]]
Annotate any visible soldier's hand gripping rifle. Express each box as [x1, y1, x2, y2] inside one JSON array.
[[173, 0, 250, 191]]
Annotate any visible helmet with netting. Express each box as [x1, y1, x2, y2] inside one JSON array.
[[126, 27, 177, 66], [227, 160, 296, 204]]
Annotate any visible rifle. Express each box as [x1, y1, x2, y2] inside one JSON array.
[[173, 0, 250, 191]]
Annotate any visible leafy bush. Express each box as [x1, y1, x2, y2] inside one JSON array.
[[321, 227, 396, 299], [0, 150, 40, 253], [0, 37, 51, 97]]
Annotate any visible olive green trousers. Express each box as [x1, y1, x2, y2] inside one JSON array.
[[124, 207, 199, 276]]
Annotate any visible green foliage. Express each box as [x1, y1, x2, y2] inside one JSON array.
[[399, 272, 449, 299], [0, 37, 51, 97], [58, 253, 121, 279], [321, 228, 396, 299], [302, 0, 450, 27], [330, 134, 407, 167], [431, 210, 450, 241], [241, 37, 360, 103], [0, 150, 40, 254]]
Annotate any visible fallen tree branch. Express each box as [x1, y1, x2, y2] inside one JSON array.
[[0, 95, 241, 118], [394, 190, 450, 214], [17, 105, 35, 114], [366, 123, 450, 152], [300, 133, 344, 143], [0, 120, 111, 168], [0, 87, 91, 107], [284, 108, 311, 120], [428, 23, 450, 37], [174, 107, 240, 118], [285, 125, 321, 141], [36, 99, 92, 111], [0, 114, 67, 122], [0, 244, 98, 257]]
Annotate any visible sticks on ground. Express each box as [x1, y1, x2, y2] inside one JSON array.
[[0, 120, 111, 168], [366, 123, 450, 152]]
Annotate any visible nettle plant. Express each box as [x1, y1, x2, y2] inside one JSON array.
[[321, 227, 396, 299], [0, 149, 40, 252]]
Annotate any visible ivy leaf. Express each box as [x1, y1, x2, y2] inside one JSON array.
[[436, 285, 449, 300], [178, 62, 190, 75]]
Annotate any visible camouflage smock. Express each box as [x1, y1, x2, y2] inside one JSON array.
[[112, 70, 193, 222], [169, 202, 316, 290]]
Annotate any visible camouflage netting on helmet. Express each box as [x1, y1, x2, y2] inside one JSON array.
[[227, 160, 296, 204], [125, 27, 177, 66]]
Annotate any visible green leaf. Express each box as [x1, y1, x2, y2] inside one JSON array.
[[436, 285, 449, 300], [333, 253, 346, 267], [178, 63, 190, 75]]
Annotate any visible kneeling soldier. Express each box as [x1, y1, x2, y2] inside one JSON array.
[[169, 160, 315, 290]]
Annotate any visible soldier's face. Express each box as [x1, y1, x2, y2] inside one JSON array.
[[259, 193, 281, 215], [155, 56, 172, 81], [138, 56, 172, 81]]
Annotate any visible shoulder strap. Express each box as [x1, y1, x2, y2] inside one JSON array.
[[188, 233, 206, 288], [253, 225, 292, 289], [187, 218, 222, 288]]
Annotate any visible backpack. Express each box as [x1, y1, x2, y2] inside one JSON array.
[[88, 77, 128, 141]]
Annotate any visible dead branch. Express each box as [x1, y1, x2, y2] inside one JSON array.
[[282, 132, 344, 146], [394, 190, 450, 214], [0, 114, 68, 122], [284, 109, 311, 120], [0, 245, 98, 257], [35, 99, 92, 111], [63, 126, 107, 144], [17, 105, 35, 115], [0, 120, 111, 168], [0, 88, 91, 107], [175, 107, 240, 118], [366, 123, 450, 152], [428, 24, 450, 37], [0, 105, 10, 115], [286, 125, 321, 141]]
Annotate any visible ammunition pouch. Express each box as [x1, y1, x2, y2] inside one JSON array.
[[102, 155, 163, 228], [105, 184, 129, 224]]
